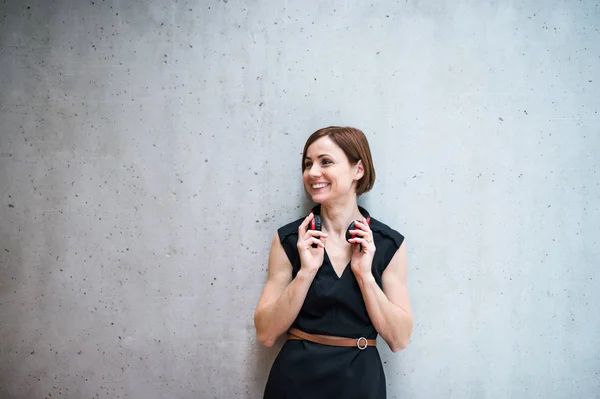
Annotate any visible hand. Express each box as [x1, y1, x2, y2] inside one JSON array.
[[297, 213, 328, 274], [349, 218, 376, 278]]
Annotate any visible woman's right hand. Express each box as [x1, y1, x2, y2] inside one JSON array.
[[297, 213, 328, 274]]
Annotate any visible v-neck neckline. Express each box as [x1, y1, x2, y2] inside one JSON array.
[[324, 250, 350, 280], [310, 204, 372, 280]]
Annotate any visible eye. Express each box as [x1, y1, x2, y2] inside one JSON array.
[[321, 159, 332, 165], [304, 161, 312, 168]]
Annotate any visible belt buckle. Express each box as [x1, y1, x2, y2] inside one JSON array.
[[356, 337, 368, 350]]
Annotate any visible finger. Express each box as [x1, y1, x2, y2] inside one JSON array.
[[307, 237, 325, 248], [352, 241, 361, 254], [308, 231, 328, 239], [353, 219, 371, 231], [311, 234, 328, 243], [348, 229, 367, 238], [298, 212, 314, 234], [348, 230, 371, 245], [348, 237, 372, 247], [349, 237, 367, 254]]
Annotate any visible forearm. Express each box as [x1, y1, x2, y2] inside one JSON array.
[[356, 273, 413, 352], [254, 269, 316, 347]]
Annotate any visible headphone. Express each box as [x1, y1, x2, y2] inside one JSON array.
[[309, 212, 371, 248]]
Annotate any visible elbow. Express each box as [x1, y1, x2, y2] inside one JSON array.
[[254, 313, 277, 348], [389, 338, 410, 353], [389, 317, 413, 352], [256, 331, 276, 348], [389, 326, 413, 352]]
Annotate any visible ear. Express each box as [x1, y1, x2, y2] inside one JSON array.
[[354, 160, 365, 181]]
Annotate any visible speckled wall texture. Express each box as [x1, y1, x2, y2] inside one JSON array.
[[0, 0, 599, 398]]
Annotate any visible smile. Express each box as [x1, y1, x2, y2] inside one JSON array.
[[312, 183, 330, 189]]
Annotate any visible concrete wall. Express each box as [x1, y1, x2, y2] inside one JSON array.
[[1, 0, 599, 398]]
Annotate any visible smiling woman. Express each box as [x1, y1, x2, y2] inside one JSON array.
[[301, 127, 376, 198], [253, 126, 413, 399]]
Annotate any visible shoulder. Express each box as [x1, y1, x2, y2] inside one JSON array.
[[276, 216, 304, 243], [370, 217, 405, 249], [275, 216, 305, 267]]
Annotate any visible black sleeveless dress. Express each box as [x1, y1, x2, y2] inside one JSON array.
[[263, 205, 405, 399]]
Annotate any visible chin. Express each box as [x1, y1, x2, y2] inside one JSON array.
[[311, 195, 330, 205], [307, 188, 335, 204]]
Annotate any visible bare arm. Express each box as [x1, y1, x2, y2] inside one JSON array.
[[253, 232, 320, 347], [356, 242, 413, 352]]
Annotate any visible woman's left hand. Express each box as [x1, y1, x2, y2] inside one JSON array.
[[349, 218, 376, 279]]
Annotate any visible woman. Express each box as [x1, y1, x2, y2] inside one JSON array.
[[254, 126, 413, 398]]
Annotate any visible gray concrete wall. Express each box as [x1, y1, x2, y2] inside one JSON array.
[[1, 0, 599, 398]]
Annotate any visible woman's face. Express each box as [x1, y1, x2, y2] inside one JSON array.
[[302, 136, 363, 204]]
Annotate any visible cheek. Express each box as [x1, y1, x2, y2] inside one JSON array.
[[302, 171, 309, 183]]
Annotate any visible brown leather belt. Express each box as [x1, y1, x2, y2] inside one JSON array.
[[287, 327, 376, 350]]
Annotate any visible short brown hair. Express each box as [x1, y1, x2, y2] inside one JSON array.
[[301, 126, 375, 196]]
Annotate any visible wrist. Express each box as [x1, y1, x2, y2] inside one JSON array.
[[297, 267, 318, 282], [355, 271, 376, 286]]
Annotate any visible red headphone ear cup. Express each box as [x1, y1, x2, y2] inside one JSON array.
[[309, 214, 321, 248]]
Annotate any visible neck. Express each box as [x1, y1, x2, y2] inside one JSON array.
[[318, 198, 365, 238]]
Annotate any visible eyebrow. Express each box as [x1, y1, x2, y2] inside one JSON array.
[[304, 154, 332, 160]]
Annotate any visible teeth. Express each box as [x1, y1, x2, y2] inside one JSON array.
[[312, 183, 329, 189]]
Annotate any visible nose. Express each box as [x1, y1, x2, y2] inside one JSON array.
[[308, 165, 321, 177]]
